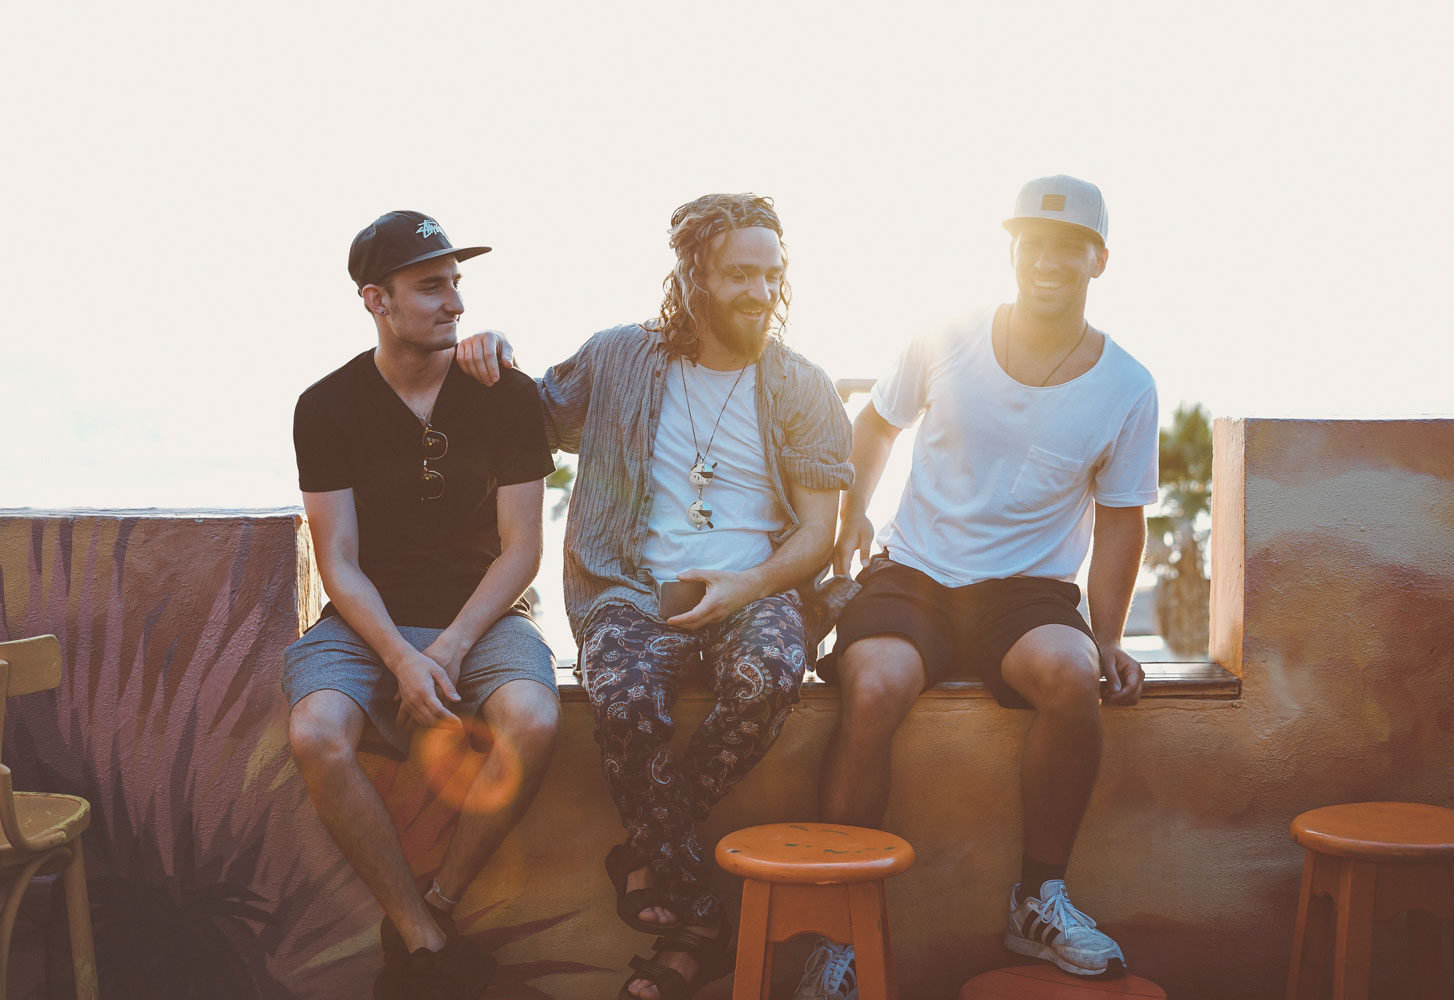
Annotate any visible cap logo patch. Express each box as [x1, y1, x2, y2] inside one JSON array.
[[1040, 194, 1067, 212], [416, 219, 444, 238]]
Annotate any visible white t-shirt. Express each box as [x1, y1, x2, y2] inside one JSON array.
[[873, 308, 1159, 587], [641, 359, 787, 578]]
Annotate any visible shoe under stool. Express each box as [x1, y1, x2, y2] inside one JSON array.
[[960, 965, 1165, 998], [715, 822, 914, 1000], [1286, 801, 1454, 1000]]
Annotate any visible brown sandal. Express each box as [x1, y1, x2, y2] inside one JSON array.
[[617, 919, 734, 1000]]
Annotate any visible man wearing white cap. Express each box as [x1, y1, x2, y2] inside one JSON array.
[[795, 176, 1157, 994]]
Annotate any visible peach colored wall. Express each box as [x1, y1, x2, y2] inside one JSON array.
[[1, 422, 1451, 999]]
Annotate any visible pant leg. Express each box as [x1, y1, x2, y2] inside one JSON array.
[[580, 605, 700, 880], [668, 593, 808, 922]]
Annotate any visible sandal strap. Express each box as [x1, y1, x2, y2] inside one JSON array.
[[625, 956, 690, 999], [608, 845, 682, 930], [652, 915, 735, 970], [651, 928, 717, 956], [605, 844, 638, 889], [621, 887, 673, 915]]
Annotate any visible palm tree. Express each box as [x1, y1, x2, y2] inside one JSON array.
[[545, 456, 574, 520], [1147, 403, 1212, 657]]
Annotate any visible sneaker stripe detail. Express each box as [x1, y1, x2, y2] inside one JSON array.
[[1022, 913, 1064, 946]]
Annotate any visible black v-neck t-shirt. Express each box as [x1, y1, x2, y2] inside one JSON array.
[[293, 349, 554, 629]]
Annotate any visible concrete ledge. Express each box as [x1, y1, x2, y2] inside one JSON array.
[[551, 661, 1241, 701]]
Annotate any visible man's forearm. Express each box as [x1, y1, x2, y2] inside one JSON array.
[[1087, 505, 1147, 644], [743, 517, 835, 602], [317, 559, 418, 671], [433, 541, 542, 657], [840, 404, 898, 520]]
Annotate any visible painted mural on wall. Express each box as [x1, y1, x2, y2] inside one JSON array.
[[0, 514, 598, 999], [1, 417, 1452, 999]]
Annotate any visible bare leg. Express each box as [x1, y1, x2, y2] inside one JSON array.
[[433, 680, 560, 900], [1000, 625, 1103, 867], [289, 690, 445, 953], [818, 636, 926, 827]]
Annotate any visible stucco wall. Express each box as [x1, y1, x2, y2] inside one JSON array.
[[1, 421, 1450, 999]]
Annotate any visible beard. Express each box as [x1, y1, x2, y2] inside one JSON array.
[[705, 293, 772, 359]]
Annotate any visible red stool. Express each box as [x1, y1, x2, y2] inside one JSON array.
[[1286, 801, 1454, 1000], [716, 823, 914, 1000], [960, 965, 1166, 998]]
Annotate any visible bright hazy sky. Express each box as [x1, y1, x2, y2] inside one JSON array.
[[5, 0, 1452, 514]]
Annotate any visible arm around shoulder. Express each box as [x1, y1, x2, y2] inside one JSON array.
[[539, 332, 605, 454]]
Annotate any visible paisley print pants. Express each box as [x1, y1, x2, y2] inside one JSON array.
[[581, 595, 806, 923]]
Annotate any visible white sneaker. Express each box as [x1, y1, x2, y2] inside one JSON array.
[[792, 935, 857, 999], [1004, 880, 1126, 976]]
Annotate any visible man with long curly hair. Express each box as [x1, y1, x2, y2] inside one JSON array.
[[457, 193, 852, 1000]]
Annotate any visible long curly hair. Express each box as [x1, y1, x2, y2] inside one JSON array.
[[655, 193, 791, 360]]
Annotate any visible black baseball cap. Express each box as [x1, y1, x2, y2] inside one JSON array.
[[348, 210, 491, 289]]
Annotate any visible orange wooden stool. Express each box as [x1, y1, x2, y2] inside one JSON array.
[[1286, 801, 1454, 1000], [715, 823, 914, 1000], [960, 965, 1166, 998]]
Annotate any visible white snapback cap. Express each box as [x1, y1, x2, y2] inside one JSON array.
[[1003, 175, 1108, 245]]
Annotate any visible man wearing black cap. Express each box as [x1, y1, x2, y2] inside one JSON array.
[[283, 211, 560, 999], [793, 176, 1158, 995]]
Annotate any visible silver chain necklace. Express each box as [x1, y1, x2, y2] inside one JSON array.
[[680, 358, 749, 530]]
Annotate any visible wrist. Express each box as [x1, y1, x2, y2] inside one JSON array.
[[381, 642, 420, 673], [433, 628, 472, 661], [736, 568, 772, 607]]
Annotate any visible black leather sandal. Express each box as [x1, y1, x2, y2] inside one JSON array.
[[617, 918, 735, 1000], [374, 933, 496, 1000], [606, 844, 681, 932]]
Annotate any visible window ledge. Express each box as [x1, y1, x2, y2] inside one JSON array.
[[553, 661, 1239, 702]]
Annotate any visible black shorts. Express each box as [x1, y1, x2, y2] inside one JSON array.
[[821, 555, 1094, 709]]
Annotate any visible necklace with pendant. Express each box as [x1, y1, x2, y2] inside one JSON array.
[[680, 358, 749, 530], [1006, 308, 1091, 387]]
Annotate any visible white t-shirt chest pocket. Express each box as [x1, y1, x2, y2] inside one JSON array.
[[1009, 445, 1086, 511]]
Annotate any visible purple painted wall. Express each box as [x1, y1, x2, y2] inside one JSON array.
[[1, 419, 1451, 998]]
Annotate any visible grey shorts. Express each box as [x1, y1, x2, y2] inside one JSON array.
[[282, 613, 557, 761]]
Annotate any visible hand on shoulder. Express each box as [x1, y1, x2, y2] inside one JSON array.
[[457, 329, 516, 386]]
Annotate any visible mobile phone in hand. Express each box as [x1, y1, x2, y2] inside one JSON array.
[[657, 579, 707, 620]]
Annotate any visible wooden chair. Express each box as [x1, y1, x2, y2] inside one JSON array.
[[0, 636, 98, 1000], [1286, 801, 1454, 1000], [715, 822, 914, 1000]]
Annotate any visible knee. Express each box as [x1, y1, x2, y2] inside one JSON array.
[[1020, 648, 1101, 715], [288, 708, 356, 776], [722, 661, 800, 719], [499, 690, 560, 757], [838, 655, 920, 734]]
